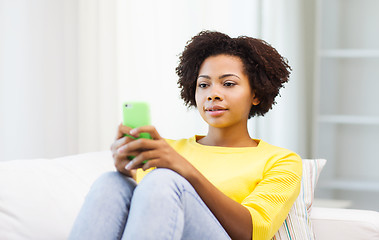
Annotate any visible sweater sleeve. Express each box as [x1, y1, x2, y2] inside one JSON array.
[[241, 153, 302, 240]]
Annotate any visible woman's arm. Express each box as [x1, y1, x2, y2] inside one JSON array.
[[120, 126, 252, 240]]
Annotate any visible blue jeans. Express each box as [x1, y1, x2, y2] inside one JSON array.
[[69, 168, 230, 240]]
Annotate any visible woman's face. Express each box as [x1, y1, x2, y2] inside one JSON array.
[[195, 54, 260, 129]]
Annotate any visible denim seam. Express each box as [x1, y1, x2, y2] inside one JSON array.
[[169, 204, 180, 240], [118, 210, 129, 240], [169, 180, 185, 240]]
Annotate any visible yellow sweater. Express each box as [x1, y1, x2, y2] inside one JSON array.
[[136, 135, 302, 240]]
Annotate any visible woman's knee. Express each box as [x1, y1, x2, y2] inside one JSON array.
[[141, 168, 185, 186], [89, 171, 137, 199], [134, 169, 189, 198]]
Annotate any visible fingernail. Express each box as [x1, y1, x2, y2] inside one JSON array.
[[118, 146, 125, 154], [125, 161, 133, 170], [130, 129, 137, 135]]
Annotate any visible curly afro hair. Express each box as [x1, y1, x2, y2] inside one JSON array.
[[176, 30, 291, 118]]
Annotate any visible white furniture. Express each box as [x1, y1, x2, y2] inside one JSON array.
[[0, 151, 378, 240], [313, 0, 379, 210]]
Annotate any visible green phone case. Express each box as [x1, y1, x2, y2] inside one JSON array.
[[123, 102, 151, 163], [123, 102, 151, 139]]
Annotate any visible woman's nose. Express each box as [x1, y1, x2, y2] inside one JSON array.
[[207, 95, 222, 101], [207, 89, 223, 101]]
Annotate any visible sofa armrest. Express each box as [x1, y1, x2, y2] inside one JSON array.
[[311, 207, 379, 240]]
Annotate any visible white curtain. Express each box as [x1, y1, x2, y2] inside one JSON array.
[[253, 0, 315, 157], [0, 0, 314, 161], [0, 0, 80, 160], [76, 0, 119, 153]]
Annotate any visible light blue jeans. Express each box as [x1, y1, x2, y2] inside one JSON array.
[[69, 168, 230, 240]]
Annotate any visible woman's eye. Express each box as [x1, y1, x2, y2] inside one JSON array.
[[224, 82, 235, 87], [198, 83, 208, 88]]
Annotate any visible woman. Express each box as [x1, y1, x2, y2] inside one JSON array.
[[69, 31, 302, 240]]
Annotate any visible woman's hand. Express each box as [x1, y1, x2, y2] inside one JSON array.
[[117, 125, 193, 178], [115, 125, 252, 239], [110, 123, 142, 178]]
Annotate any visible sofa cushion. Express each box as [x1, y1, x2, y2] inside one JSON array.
[[311, 207, 379, 240], [273, 159, 327, 240], [0, 151, 115, 240]]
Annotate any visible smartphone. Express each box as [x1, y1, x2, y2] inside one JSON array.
[[122, 101, 151, 139]]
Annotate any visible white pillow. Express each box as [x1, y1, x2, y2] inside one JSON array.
[[273, 159, 327, 240], [0, 151, 115, 240]]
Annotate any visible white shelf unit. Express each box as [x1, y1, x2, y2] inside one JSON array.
[[318, 179, 379, 192], [320, 49, 379, 58], [318, 115, 379, 125], [313, 0, 379, 211]]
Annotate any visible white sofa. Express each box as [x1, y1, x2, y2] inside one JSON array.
[[0, 151, 378, 240]]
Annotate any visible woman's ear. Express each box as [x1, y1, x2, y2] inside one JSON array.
[[251, 93, 260, 106], [252, 98, 260, 106]]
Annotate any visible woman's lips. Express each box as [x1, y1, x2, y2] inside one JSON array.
[[205, 106, 228, 117], [206, 109, 227, 117]]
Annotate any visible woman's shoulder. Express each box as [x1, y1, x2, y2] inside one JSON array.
[[259, 140, 300, 157], [259, 140, 302, 172]]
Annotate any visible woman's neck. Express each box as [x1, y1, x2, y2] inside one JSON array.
[[198, 125, 258, 148]]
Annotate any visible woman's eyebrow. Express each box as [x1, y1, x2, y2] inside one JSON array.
[[219, 74, 240, 79], [197, 74, 240, 79], [197, 75, 211, 79]]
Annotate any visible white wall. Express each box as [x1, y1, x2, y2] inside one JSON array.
[[0, 0, 314, 161]]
